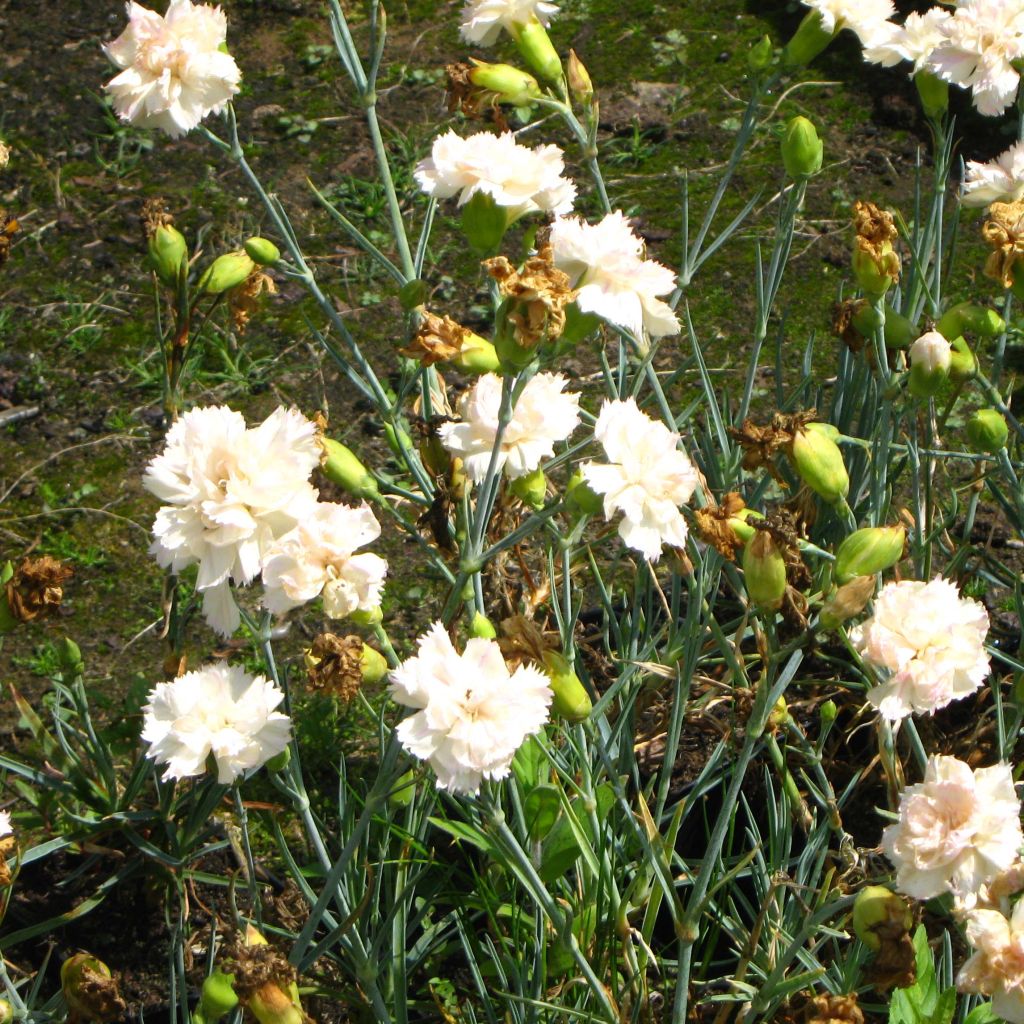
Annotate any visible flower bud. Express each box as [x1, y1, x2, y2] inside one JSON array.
[[265, 747, 291, 773], [743, 531, 787, 611], [320, 438, 379, 501], [247, 983, 304, 1024], [383, 422, 415, 460], [512, 16, 562, 83], [748, 34, 774, 72], [853, 246, 897, 298], [914, 71, 948, 120], [199, 250, 256, 295], [907, 330, 951, 398], [565, 470, 603, 516], [819, 699, 837, 729], [566, 49, 593, 104], [834, 525, 905, 584], [148, 223, 188, 287], [768, 694, 791, 729], [510, 467, 547, 510], [468, 59, 542, 106], [244, 236, 281, 266], [0, 998, 11, 1024], [852, 885, 912, 953], [388, 769, 416, 808], [451, 332, 501, 374], [61, 954, 126, 1024], [782, 10, 836, 67], [948, 336, 976, 383], [360, 643, 388, 685], [199, 971, 240, 1022], [728, 507, 762, 545], [781, 117, 823, 179], [852, 302, 914, 349], [470, 612, 498, 639], [936, 302, 1005, 340], [966, 408, 1009, 454], [542, 650, 592, 723], [790, 423, 849, 505], [349, 605, 384, 627]]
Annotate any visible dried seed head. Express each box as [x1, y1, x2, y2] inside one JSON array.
[[803, 993, 864, 1024], [693, 492, 749, 560], [400, 311, 498, 373], [0, 209, 19, 270], [832, 298, 868, 352], [484, 243, 574, 348], [61, 954, 127, 1024], [229, 269, 277, 333], [305, 633, 365, 703], [852, 200, 900, 295], [983, 199, 1024, 289], [140, 197, 175, 241], [6, 556, 73, 623]]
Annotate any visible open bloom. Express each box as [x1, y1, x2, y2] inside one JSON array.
[[415, 130, 575, 219], [959, 901, 1024, 1023], [850, 576, 990, 720], [801, 0, 896, 46], [460, 0, 559, 45], [926, 0, 1024, 117], [963, 141, 1024, 208], [438, 372, 581, 482], [262, 502, 387, 618], [390, 622, 552, 795], [882, 756, 1022, 900], [0, 811, 10, 838], [142, 662, 291, 783], [143, 405, 321, 636], [863, 8, 950, 68], [103, 0, 241, 137], [551, 212, 680, 338], [582, 398, 700, 561]]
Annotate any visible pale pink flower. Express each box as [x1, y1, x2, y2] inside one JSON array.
[[460, 0, 559, 45], [390, 622, 552, 795], [963, 141, 1024, 208], [103, 0, 241, 137], [959, 900, 1024, 1023], [850, 577, 990, 720], [882, 755, 1022, 900]]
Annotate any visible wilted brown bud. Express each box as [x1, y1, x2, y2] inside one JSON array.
[[803, 993, 864, 1024], [229, 269, 277, 333], [484, 243, 574, 348], [400, 311, 499, 373], [6, 556, 73, 623], [693, 492, 749, 560], [820, 575, 875, 629], [832, 298, 868, 352], [61, 954, 127, 1024], [983, 199, 1024, 289], [853, 886, 916, 992], [852, 200, 900, 296], [140, 197, 175, 241], [222, 929, 304, 1024], [305, 633, 365, 703], [0, 209, 19, 270]]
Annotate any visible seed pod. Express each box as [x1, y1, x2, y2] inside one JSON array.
[[320, 438, 379, 501], [510, 467, 547, 510], [360, 644, 388, 685], [852, 885, 912, 953], [469, 59, 543, 106], [148, 224, 188, 286], [199, 971, 240, 1022], [452, 333, 501, 374], [470, 612, 498, 639], [198, 250, 256, 295], [566, 49, 594, 103], [852, 302, 915, 348], [244, 237, 281, 266], [743, 531, 787, 611], [790, 423, 849, 505], [61, 954, 126, 1024], [936, 302, 1005, 340], [834, 525, 905, 583], [542, 650, 592, 723], [781, 116, 823, 179], [820, 575, 876, 629], [966, 408, 1009, 454]]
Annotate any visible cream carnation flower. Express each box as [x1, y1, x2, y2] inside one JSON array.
[[0, 811, 10, 838], [438, 372, 581, 483], [142, 661, 292, 784], [262, 502, 387, 619], [863, 8, 950, 68], [882, 756, 1022, 900], [927, 0, 1024, 117], [909, 330, 952, 374], [144, 405, 321, 636], [802, 0, 896, 45], [390, 622, 552, 795], [103, 0, 241, 138], [582, 398, 700, 561], [850, 576, 990, 720], [959, 901, 1024, 1023], [460, 0, 559, 45], [963, 141, 1024, 208], [415, 130, 575, 219], [551, 212, 680, 339]]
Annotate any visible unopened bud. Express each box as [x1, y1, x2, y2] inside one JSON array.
[[360, 644, 388, 684], [61, 954, 126, 1024], [768, 695, 791, 729], [949, 336, 976, 383], [468, 59, 542, 106], [244, 236, 281, 266], [908, 330, 951, 398], [819, 699, 837, 728], [512, 16, 562, 83], [199, 250, 256, 295], [914, 70, 948, 120], [388, 769, 416, 808], [148, 223, 188, 287], [966, 408, 1009, 454], [567, 49, 594, 103], [936, 302, 1005, 340], [199, 971, 240, 1022], [852, 885, 912, 953], [781, 116, 823, 179], [452, 332, 501, 374], [470, 612, 498, 639], [320, 438, 379, 501], [834, 525, 905, 583], [790, 423, 849, 505], [565, 470, 603, 516], [743, 531, 787, 611], [820, 575, 876, 629], [542, 651, 592, 723], [852, 302, 915, 349], [0, 998, 11, 1024], [265, 747, 291, 773], [748, 34, 774, 72], [248, 983, 304, 1024], [349, 606, 384, 627], [782, 10, 836, 67], [510, 467, 547, 510]]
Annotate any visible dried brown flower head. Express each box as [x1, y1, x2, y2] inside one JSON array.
[[401, 311, 474, 365], [222, 927, 298, 1004], [305, 633, 364, 703], [820, 575, 876, 628], [229, 269, 277, 333], [983, 199, 1024, 288], [0, 835, 13, 886], [0, 209, 19, 270], [484, 243, 574, 348], [693, 492, 748, 560], [6, 556, 73, 623], [61, 954, 127, 1024], [758, 507, 811, 589], [498, 614, 557, 668], [0, 141, 10, 170], [729, 411, 816, 483], [140, 197, 174, 241], [803, 993, 864, 1024], [832, 298, 868, 353], [853, 199, 900, 291], [445, 62, 509, 130]]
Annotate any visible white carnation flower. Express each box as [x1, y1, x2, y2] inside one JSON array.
[[582, 398, 700, 561], [551, 212, 680, 339], [883, 755, 1022, 901], [142, 661, 292, 784], [927, 0, 1024, 117], [802, 0, 896, 44], [390, 622, 552, 795], [909, 330, 952, 374], [262, 502, 387, 619], [850, 576, 990, 720], [959, 901, 1024, 1024], [963, 141, 1024, 208], [862, 8, 950, 68], [143, 405, 321, 636], [415, 130, 576, 219], [0, 811, 11, 838], [460, 0, 559, 45], [103, 0, 241, 138], [438, 372, 581, 483]]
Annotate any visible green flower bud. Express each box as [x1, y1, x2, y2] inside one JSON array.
[[790, 423, 849, 505], [199, 971, 240, 1022], [320, 438, 379, 501], [512, 16, 562, 83], [388, 769, 416, 808], [728, 507, 763, 545], [452, 332, 501, 374], [853, 245, 897, 298], [198, 250, 256, 294], [469, 59, 542, 106], [61, 954, 125, 1024], [470, 612, 498, 639], [907, 330, 951, 398], [349, 605, 384, 627], [742, 531, 787, 612], [265, 747, 291, 773], [936, 302, 1005, 340], [852, 302, 915, 348], [949, 336, 976, 383], [781, 116, 823, 179], [360, 643, 388, 684], [819, 699, 837, 728], [782, 10, 836, 67], [748, 34, 774, 72], [510, 467, 547, 510], [383, 422, 415, 460], [566, 49, 594, 104], [542, 651, 592, 723], [0, 998, 12, 1024], [565, 470, 603, 516], [244, 236, 281, 266], [148, 224, 188, 287], [966, 408, 1009, 454], [852, 885, 912, 953], [914, 71, 948, 120], [834, 525, 905, 584]]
